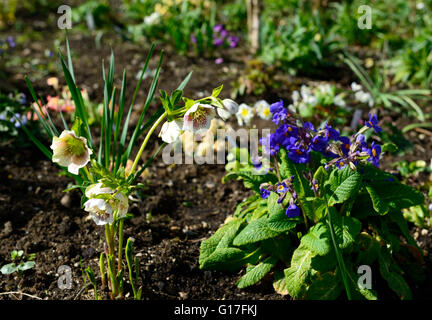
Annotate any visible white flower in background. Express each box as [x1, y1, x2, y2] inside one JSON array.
[[144, 12, 161, 25], [355, 90, 374, 107], [334, 94, 346, 108], [291, 90, 300, 104], [159, 119, 183, 143], [254, 100, 271, 120], [183, 103, 216, 134], [217, 99, 239, 120], [300, 85, 318, 106], [50, 130, 92, 175], [351, 82, 362, 92], [417, 2, 425, 10], [318, 83, 331, 94], [236, 103, 254, 126], [84, 182, 129, 225]]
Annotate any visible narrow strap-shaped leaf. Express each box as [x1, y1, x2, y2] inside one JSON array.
[[118, 45, 156, 165], [123, 51, 164, 165], [113, 70, 127, 173], [25, 77, 55, 139]]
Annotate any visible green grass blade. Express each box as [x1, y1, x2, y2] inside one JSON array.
[[58, 50, 93, 147], [402, 122, 432, 133], [177, 71, 193, 91], [65, 33, 75, 83], [19, 120, 52, 159], [113, 69, 127, 173], [25, 77, 55, 138], [123, 51, 164, 165]]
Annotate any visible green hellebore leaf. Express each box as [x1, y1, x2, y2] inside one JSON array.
[[211, 84, 223, 98]]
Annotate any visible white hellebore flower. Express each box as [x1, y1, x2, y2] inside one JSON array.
[[291, 90, 300, 104], [217, 99, 239, 120], [50, 130, 92, 175], [159, 119, 183, 143], [183, 103, 216, 134], [144, 12, 161, 25], [355, 90, 374, 107], [254, 100, 271, 120], [236, 103, 254, 126], [84, 182, 129, 226], [351, 82, 362, 92]]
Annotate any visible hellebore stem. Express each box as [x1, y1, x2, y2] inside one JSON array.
[[130, 112, 167, 175], [117, 219, 124, 275], [83, 166, 94, 183]]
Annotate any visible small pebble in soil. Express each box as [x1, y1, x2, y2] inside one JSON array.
[[81, 247, 96, 259], [157, 281, 165, 290], [1, 221, 13, 237], [179, 292, 188, 299], [421, 229, 428, 236], [205, 181, 216, 189], [60, 194, 72, 208], [414, 232, 420, 240]]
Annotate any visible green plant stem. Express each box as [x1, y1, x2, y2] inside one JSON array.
[[272, 155, 282, 182], [83, 166, 94, 183], [117, 219, 124, 275], [129, 112, 167, 175], [325, 201, 352, 300], [105, 225, 114, 255]]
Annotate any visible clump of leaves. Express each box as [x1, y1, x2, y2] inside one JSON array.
[[231, 59, 281, 99], [199, 101, 425, 300], [1, 250, 36, 276]]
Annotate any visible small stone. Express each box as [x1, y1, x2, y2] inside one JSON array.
[[421, 229, 428, 236], [60, 194, 72, 208], [1, 221, 13, 237], [179, 292, 188, 299], [157, 281, 165, 290], [205, 181, 216, 189], [413, 232, 419, 240]]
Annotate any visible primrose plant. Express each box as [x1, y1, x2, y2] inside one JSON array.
[[23, 39, 233, 299], [199, 100, 425, 300]]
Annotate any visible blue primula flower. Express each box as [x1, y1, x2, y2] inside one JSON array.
[[288, 145, 310, 164], [339, 136, 351, 157], [275, 182, 288, 194], [366, 113, 382, 133], [324, 124, 340, 141], [285, 203, 300, 218], [260, 188, 270, 199], [367, 141, 381, 167], [310, 135, 328, 152]]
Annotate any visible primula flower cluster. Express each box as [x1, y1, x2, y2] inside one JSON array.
[[212, 24, 239, 48], [257, 100, 383, 217], [261, 100, 383, 170], [260, 176, 301, 218], [235, 100, 272, 126]]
